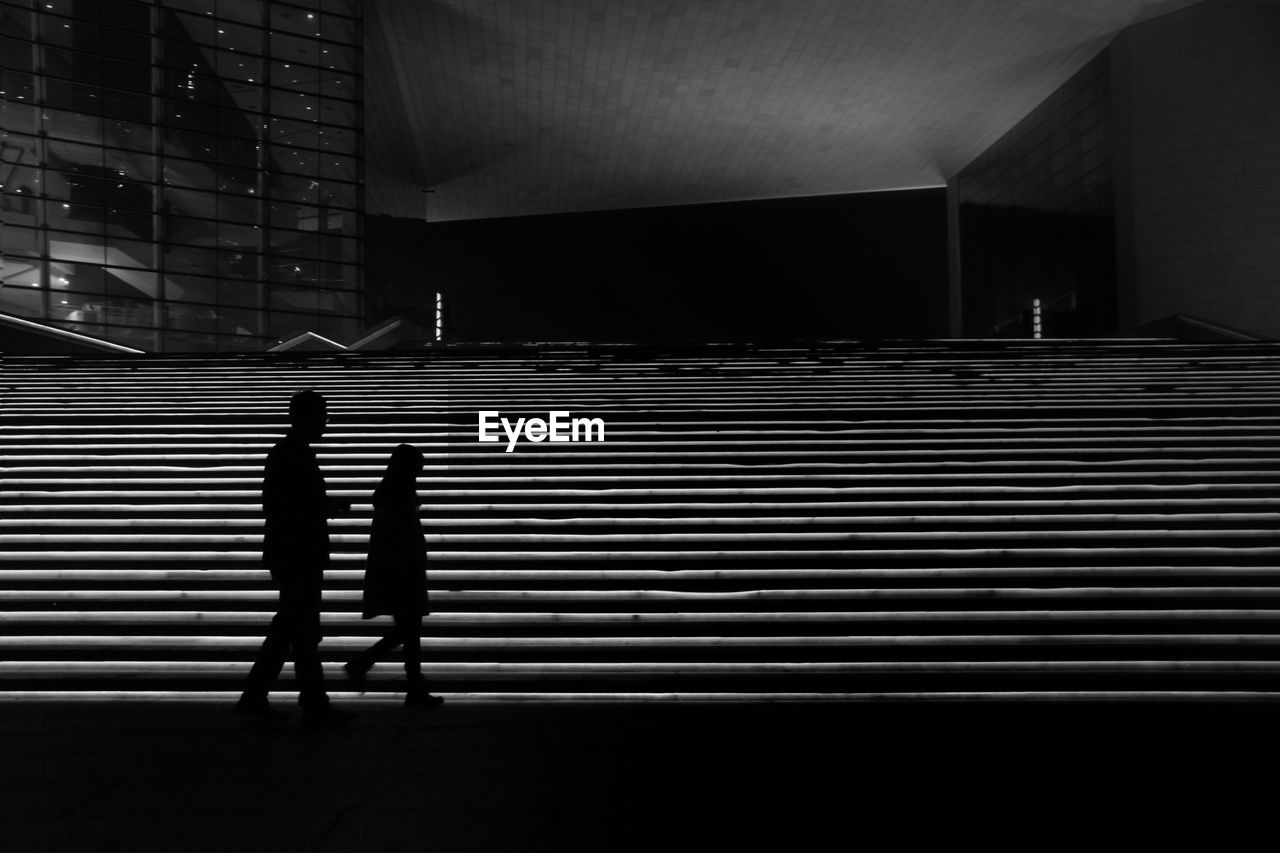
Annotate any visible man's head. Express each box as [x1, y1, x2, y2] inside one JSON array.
[[288, 390, 328, 441]]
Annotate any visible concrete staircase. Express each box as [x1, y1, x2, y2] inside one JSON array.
[[3, 340, 1280, 701]]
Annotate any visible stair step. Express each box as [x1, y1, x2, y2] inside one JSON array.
[[6, 340, 1280, 698]]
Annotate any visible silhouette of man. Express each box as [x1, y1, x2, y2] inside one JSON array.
[[237, 389, 353, 726]]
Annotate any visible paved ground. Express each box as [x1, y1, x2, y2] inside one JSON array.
[[1, 697, 1274, 851]]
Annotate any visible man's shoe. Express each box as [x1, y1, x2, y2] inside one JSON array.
[[302, 704, 356, 728], [235, 695, 289, 722], [405, 691, 445, 709]]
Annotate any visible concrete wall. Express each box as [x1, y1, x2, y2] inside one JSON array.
[[1112, 0, 1280, 336]]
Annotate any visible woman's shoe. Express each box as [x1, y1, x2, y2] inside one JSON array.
[[343, 659, 370, 691]]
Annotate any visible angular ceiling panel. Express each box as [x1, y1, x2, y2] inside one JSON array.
[[365, 0, 1203, 221]]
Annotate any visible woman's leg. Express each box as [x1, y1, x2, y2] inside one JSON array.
[[398, 612, 441, 706], [345, 623, 404, 682], [397, 612, 423, 680]]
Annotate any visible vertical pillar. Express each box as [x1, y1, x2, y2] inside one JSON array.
[[946, 178, 963, 338]]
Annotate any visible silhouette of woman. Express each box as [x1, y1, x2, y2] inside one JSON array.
[[344, 444, 444, 707]]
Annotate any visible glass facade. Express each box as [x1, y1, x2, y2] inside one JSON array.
[[1, 0, 362, 352]]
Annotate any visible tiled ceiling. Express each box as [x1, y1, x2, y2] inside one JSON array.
[[364, 0, 1202, 222]]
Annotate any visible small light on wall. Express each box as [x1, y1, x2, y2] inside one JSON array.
[[435, 293, 443, 342], [1032, 298, 1043, 339]]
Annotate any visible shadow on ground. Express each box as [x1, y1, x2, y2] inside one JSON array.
[[0, 699, 1273, 851]]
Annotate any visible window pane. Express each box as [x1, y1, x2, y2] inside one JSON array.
[[269, 145, 317, 175], [270, 59, 318, 95], [219, 107, 263, 139], [220, 249, 263, 279], [270, 5, 319, 37], [0, 279, 45, 318], [218, 306, 264, 336], [38, 15, 88, 52], [0, 190, 39, 220], [46, 138, 102, 170], [48, 231, 106, 265], [165, 272, 220, 304], [45, 199, 107, 233], [100, 29, 149, 63], [216, 48, 263, 84], [43, 77, 101, 113], [2, 31, 35, 76], [165, 99, 218, 134], [270, 32, 318, 66], [268, 172, 318, 204], [105, 325, 160, 350], [165, 66, 216, 103], [162, 243, 219, 274], [218, 135, 259, 168], [216, 20, 263, 55], [318, 97, 355, 129], [102, 88, 149, 122], [98, 1, 150, 33], [307, 312, 359, 342], [317, 41, 355, 73], [165, 10, 215, 44], [1, 5, 35, 41], [50, 264, 106, 294], [269, 87, 318, 121], [164, 185, 217, 218], [104, 266, 158, 299], [105, 205, 154, 240], [3, 224, 42, 257], [165, 214, 218, 246], [44, 46, 102, 82], [103, 117, 154, 152], [319, 179, 356, 209], [106, 234, 157, 268], [217, 192, 261, 223], [2, 132, 42, 189], [164, 156, 218, 191], [223, 78, 265, 112], [317, 125, 355, 155], [268, 200, 322, 230], [321, 0, 360, 17], [101, 58, 151, 94], [103, 146, 157, 183], [321, 151, 356, 182], [316, 68, 356, 101], [163, 126, 217, 161], [214, 0, 264, 27], [45, 172, 88, 203], [318, 14, 356, 44], [4, 97, 39, 133], [217, 279, 263, 308], [269, 118, 320, 149], [267, 309, 317, 339], [218, 221, 261, 249]]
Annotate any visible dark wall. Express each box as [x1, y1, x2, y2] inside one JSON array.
[[366, 189, 947, 343], [955, 51, 1116, 338], [1111, 0, 1280, 337]]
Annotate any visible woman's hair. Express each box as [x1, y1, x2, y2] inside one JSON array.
[[385, 443, 425, 479]]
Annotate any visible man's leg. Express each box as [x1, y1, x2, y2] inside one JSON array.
[[287, 580, 329, 709], [237, 596, 290, 719]]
